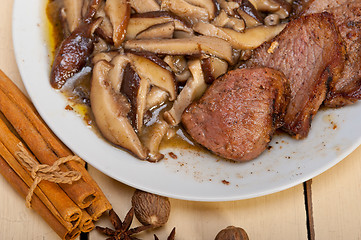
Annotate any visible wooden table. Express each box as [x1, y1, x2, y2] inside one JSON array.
[[1, 1, 361, 239]]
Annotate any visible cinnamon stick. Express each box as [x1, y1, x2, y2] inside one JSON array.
[[0, 115, 81, 231], [0, 155, 78, 240], [85, 170, 112, 220], [0, 70, 111, 213], [79, 210, 95, 232], [87, 195, 113, 221], [0, 70, 113, 237], [0, 70, 96, 208]]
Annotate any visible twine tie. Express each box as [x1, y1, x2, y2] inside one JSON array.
[[15, 142, 83, 208]]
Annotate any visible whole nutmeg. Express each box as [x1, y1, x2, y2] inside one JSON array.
[[215, 226, 249, 240], [131, 189, 171, 227]]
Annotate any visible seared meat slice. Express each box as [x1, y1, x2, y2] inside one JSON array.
[[302, 1, 361, 107], [301, 0, 349, 13], [181, 68, 290, 162], [244, 13, 344, 139]]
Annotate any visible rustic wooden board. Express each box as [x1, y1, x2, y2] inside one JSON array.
[[0, 173, 60, 239], [88, 166, 308, 240], [4, 0, 354, 239], [311, 145, 361, 240]]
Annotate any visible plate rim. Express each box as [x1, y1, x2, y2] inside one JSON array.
[[11, 0, 361, 202]]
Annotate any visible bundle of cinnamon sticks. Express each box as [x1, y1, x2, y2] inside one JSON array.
[[0, 70, 112, 239]]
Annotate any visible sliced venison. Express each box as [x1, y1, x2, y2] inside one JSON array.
[[302, 1, 361, 107], [181, 68, 290, 162], [244, 13, 344, 139]]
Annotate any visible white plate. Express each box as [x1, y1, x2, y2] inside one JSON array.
[[12, 0, 361, 201]]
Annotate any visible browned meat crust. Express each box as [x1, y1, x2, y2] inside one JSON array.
[[301, 0, 349, 13], [243, 13, 345, 139], [181, 68, 290, 162], [303, 1, 361, 107]]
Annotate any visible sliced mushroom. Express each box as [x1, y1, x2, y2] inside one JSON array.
[[126, 53, 177, 101], [194, 22, 286, 50], [95, 3, 114, 43], [107, 54, 131, 91], [136, 21, 175, 39], [201, 56, 228, 84], [90, 60, 148, 159], [237, 0, 263, 28], [50, 18, 103, 89], [124, 36, 234, 63], [183, 0, 217, 20], [173, 30, 194, 39], [140, 120, 169, 162], [212, 10, 230, 27], [217, 0, 240, 16], [212, 10, 245, 32], [121, 63, 150, 132], [164, 59, 207, 126], [82, 0, 103, 22], [222, 24, 286, 49], [248, 0, 280, 12], [248, 0, 292, 19], [105, 0, 131, 47], [127, 51, 172, 71], [163, 55, 187, 74], [63, 0, 83, 32], [163, 55, 191, 82], [193, 21, 235, 43], [225, 17, 246, 32], [175, 69, 192, 82], [81, 0, 90, 19], [93, 37, 110, 54], [146, 87, 169, 110], [126, 11, 193, 40], [161, 0, 209, 22], [129, 0, 160, 13], [92, 51, 119, 64]]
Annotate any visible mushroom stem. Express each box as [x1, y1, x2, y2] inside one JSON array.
[[164, 59, 207, 126], [141, 120, 169, 162]]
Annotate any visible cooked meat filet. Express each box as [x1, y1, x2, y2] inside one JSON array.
[[301, 0, 349, 13], [181, 68, 290, 162], [302, 1, 361, 107], [243, 13, 344, 139]]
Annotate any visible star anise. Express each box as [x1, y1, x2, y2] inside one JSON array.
[[96, 207, 153, 240], [154, 227, 176, 240]]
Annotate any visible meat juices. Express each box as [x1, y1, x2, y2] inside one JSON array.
[[244, 13, 344, 139], [181, 68, 290, 162], [302, 1, 361, 107]]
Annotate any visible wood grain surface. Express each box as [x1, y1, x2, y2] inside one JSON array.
[[0, 0, 360, 239]]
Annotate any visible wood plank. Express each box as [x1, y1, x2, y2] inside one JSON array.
[[88, 166, 308, 240], [0, 0, 24, 94], [0, 172, 60, 239], [312, 145, 361, 239]]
